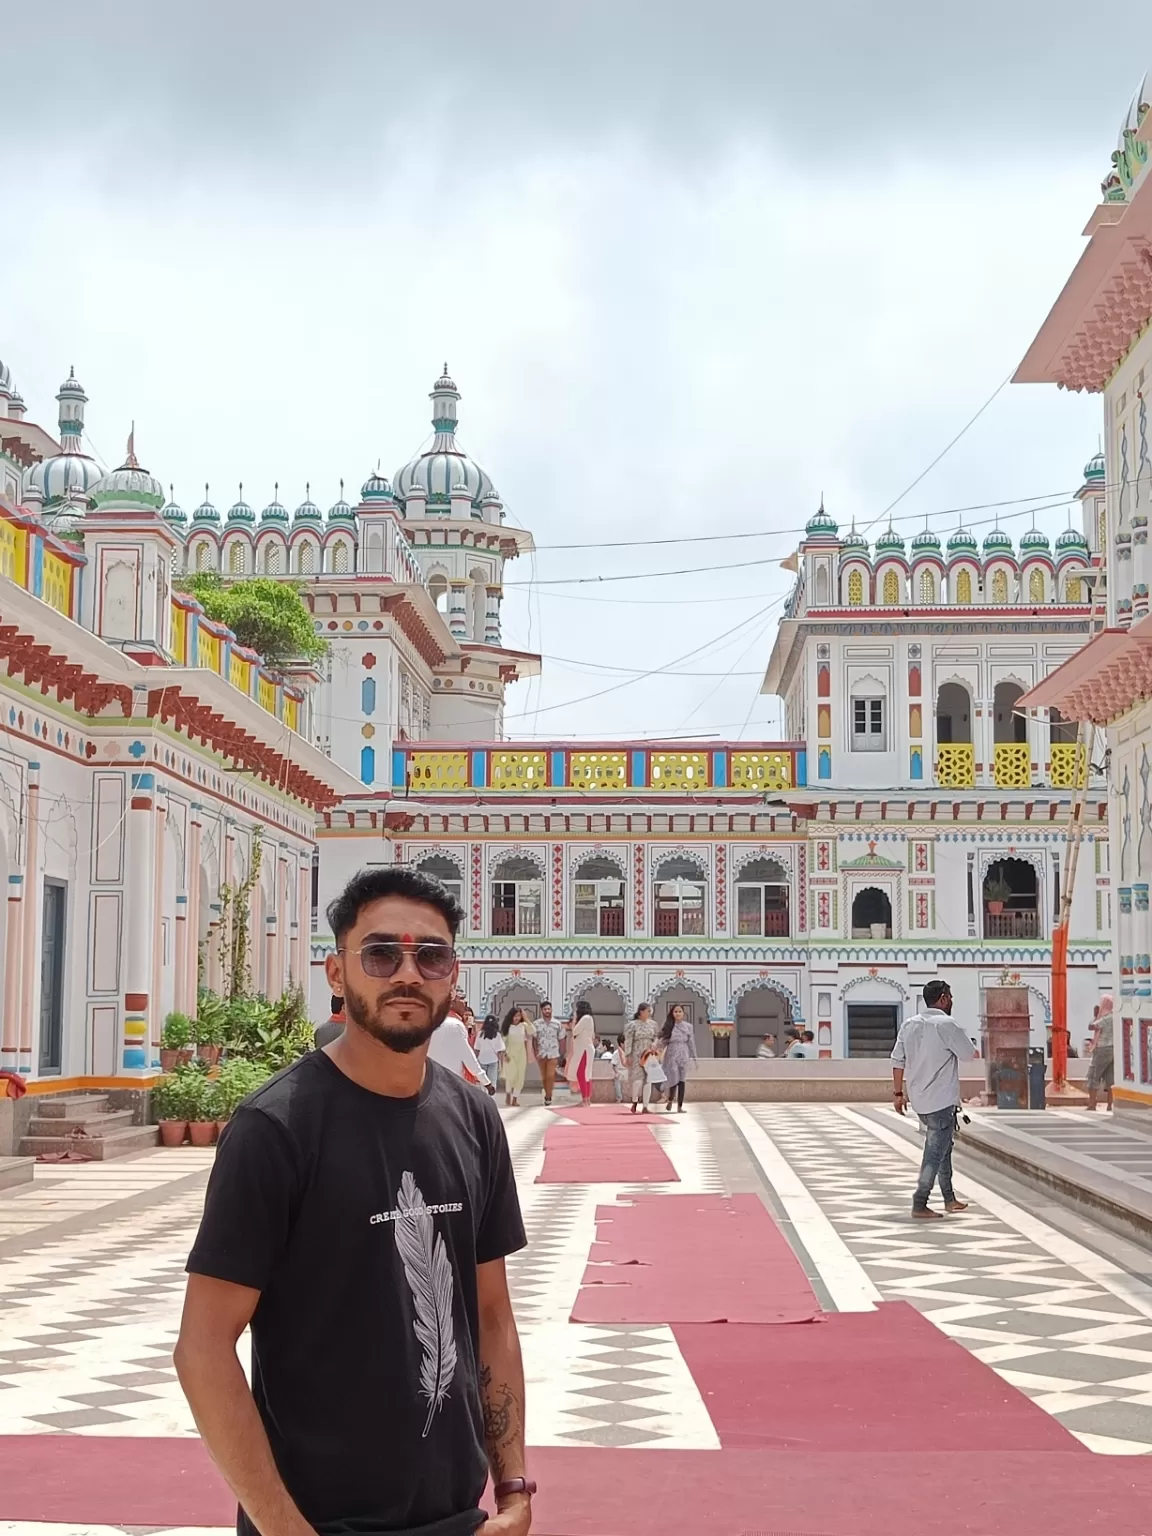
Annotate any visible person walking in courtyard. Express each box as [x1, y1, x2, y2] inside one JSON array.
[[891, 978, 976, 1219], [175, 865, 533, 1536], [1086, 994, 1115, 1112], [624, 1003, 659, 1112], [660, 1004, 697, 1113], [609, 1036, 629, 1102], [532, 1000, 563, 1106], [476, 1014, 505, 1090], [639, 1042, 667, 1112], [568, 1001, 597, 1107], [501, 1007, 533, 1107]]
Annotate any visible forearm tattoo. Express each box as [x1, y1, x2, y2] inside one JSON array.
[[479, 1362, 521, 1482]]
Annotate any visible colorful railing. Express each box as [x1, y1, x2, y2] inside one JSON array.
[[170, 593, 307, 735], [992, 742, 1032, 788], [0, 504, 84, 618], [935, 743, 975, 788], [1049, 742, 1088, 788], [394, 742, 806, 794]]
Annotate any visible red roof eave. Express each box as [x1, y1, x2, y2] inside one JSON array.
[[1019, 620, 1152, 722]]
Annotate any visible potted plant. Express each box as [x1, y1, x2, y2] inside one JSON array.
[[984, 876, 1012, 915], [187, 1074, 220, 1147], [161, 1012, 195, 1070], [214, 1057, 270, 1133], [152, 1070, 199, 1146], [195, 999, 228, 1066]]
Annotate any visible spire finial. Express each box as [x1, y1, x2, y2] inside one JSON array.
[[169, 482, 174, 503], [443, 360, 449, 375], [274, 480, 279, 501], [125, 422, 138, 468], [306, 481, 310, 500], [340, 477, 345, 498]]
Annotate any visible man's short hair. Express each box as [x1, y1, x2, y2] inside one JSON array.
[[326, 866, 464, 945], [542, 1000, 552, 1009], [923, 979, 951, 1008], [802, 1030, 815, 1043]]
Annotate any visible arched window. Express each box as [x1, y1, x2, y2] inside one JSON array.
[[882, 568, 899, 605], [573, 856, 626, 937], [1028, 567, 1045, 603], [814, 566, 829, 606], [847, 569, 864, 606], [991, 569, 1008, 603], [333, 541, 350, 574], [735, 857, 790, 937], [229, 541, 247, 574], [919, 568, 936, 604], [415, 854, 465, 916], [955, 568, 972, 604], [491, 856, 543, 936], [850, 886, 892, 939], [1098, 505, 1107, 550], [653, 856, 706, 938], [263, 541, 282, 574], [983, 857, 1039, 940], [299, 541, 316, 574], [1065, 575, 1083, 603], [195, 540, 212, 571]]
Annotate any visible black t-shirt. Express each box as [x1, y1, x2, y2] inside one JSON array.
[[186, 1051, 526, 1536]]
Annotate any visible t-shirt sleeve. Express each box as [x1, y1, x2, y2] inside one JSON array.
[[186, 1106, 299, 1291], [890, 1026, 907, 1066], [944, 1021, 977, 1061], [476, 1100, 527, 1266]]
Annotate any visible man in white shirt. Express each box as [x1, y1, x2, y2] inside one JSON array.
[[426, 1007, 492, 1092], [891, 979, 976, 1219], [786, 1030, 818, 1059]]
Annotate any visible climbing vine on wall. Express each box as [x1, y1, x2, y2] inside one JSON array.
[[217, 829, 264, 999]]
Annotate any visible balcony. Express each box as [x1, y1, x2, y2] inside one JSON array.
[[984, 909, 1039, 939], [491, 908, 543, 937], [935, 743, 975, 788], [1050, 742, 1087, 788], [993, 743, 1031, 788]]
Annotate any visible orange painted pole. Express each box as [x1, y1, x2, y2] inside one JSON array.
[[1051, 921, 1069, 1093]]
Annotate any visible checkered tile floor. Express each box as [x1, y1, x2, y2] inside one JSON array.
[[746, 1104, 1152, 1455]]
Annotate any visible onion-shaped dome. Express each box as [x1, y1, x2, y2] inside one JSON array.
[[874, 525, 906, 555], [1019, 526, 1051, 554], [192, 486, 221, 524], [293, 485, 323, 523], [840, 525, 869, 554], [328, 480, 357, 523], [89, 440, 166, 511], [1056, 525, 1090, 554], [162, 486, 186, 525], [393, 366, 496, 510], [7, 389, 25, 415], [58, 367, 86, 401], [0, 358, 10, 394], [260, 485, 289, 524], [946, 526, 978, 556], [910, 525, 942, 555], [22, 451, 102, 507], [805, 502, 838, 537], [982, 526, 1013, 555], [1084, 450, 1105, 483], [360, 468, 395, 502], [225, 486, 255, 525]]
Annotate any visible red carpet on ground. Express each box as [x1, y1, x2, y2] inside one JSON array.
[[573, 1192, 820, 1323], [536, 1122, 678, 1184], [674, 1301, 1082, 1452], [0, 1440, 1143, 1535]]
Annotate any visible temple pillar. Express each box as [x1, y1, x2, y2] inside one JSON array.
[[448, 581, 469, 641], [484, 586, 502, 645], [122, 771, 157, 1072]]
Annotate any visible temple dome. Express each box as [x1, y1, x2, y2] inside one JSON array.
[[875, 526, 905, 555], [910, 526, 942, 554], [22, 452, 102, 507], [805, 503, 838, 538], [225, 489, 255, 525], [393, 367, 496, 512], [293, 489, 323, 524], [1019, 526, 1051, 553], [946, 526, 978, 556], [1084, 450, 1105, 482], [260, 490, 289, 524], [192, 489, 220, 524], [840, 526, 868, 553], [1056, 526, 1090, 553], [89, 440, 165, 510], [982, 527, 1013, 555]]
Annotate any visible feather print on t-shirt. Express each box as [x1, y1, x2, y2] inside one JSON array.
[[394, 1171, 458, 1437]]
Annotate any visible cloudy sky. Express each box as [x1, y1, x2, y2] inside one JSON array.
[[6, 2, 1150, 742]]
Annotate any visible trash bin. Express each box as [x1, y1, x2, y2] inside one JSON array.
[[1027, 1048, 1047, 1111]]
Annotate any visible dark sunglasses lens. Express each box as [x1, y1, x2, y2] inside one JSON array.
[[415, 945, 456, 979], [359, 944, 403, 978]]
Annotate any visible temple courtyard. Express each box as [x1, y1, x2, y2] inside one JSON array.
[[1, 1102, 1152, 1534]]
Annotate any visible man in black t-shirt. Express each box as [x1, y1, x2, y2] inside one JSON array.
[[176, 867, 532, 1536]]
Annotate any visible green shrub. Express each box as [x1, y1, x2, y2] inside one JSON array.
[[161, 1012, 195, 1050], [152, 1067, 201, 1122], [195, 991, 229, 1047], [215, 1057, 273, 1117]]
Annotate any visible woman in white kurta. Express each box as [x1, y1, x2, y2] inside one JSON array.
[[568, 1001, 597, 1107]]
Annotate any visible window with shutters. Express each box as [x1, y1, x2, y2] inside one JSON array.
[[851, 696, 886, 752]]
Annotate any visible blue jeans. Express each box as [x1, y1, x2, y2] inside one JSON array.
[[914, 1108, 957, 1210]]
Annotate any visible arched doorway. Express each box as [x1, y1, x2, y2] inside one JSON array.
[[650, 983, 713, 1059], [935, 682, 972, 744], [572, 982, 627, 1042], [850, 886, 892, 939], [489, 980, 545, 1024], [735, 985, 793, 1057], [983, 857, 1039, 940]]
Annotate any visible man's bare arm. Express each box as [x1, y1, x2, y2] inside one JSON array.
[[892, 1065, 906, 1113], [175, 1273, 312, 1536], [476, 1257, 530, 1534]]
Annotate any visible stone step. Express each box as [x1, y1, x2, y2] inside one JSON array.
[[20, 1125, 159, 1161], [0, 1156, 34, 1192], [35, 1094, 111, 1120], [26, 1109, 135, 1138]]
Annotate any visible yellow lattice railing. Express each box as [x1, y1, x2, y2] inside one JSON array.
[[490, 750, 548, 788], [41, 551, 72, 616], [1050, 742, 1087, 788], [408, 751, 470, 790], [993, 742, 1031, 788], [730, 751, 793, 790], [650, 751, 709, 789], [570, 751, 627, 787], [0, 520, 27, 586], [935, 743, 975, 788]]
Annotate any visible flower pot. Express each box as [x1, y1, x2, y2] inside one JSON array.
[[159, 1049, 180, 1072], [987, 901, 1005, 915], [197, 1044, 221, 1066], [177, 1048, 194, 1066], [158, 1120, 188, 1147], [188, 1120, 217, 1147], [870, 923, 887, 939], [215, 1117, 230, 1136]]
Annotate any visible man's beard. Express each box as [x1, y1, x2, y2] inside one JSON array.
[[342, 979, 452, 1053]]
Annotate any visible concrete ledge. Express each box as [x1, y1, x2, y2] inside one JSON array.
[[957, 1116, 1152, 1245], [0, 1156, 34, 1193]]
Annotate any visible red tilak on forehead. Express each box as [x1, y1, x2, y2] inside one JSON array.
[[400, 933, 415, 946]]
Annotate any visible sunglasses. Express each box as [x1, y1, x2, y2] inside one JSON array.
[[342, 942, 457, 981]]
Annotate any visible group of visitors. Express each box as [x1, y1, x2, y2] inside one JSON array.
[[757, 1027, 818, 1059], [469, 999, 598, 1107]]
